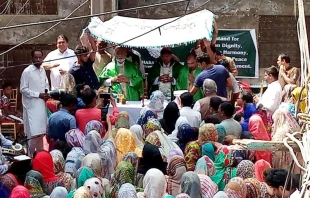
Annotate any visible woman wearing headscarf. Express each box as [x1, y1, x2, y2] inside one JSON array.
[[24, 170, 47, 198], [115, 112, 130, 129], [245, 178, 271, 198], [167, 148, 184, 164], [145, 130, 179, 162], [9, 185, 30, 198], [137, 91, 165, 125], [82, 153, 103, 178], [138, 110, 158, 127], [130, 125, 144, 150], [118, 183, 138, 198], [84, 177, 105, 198], [50, 150, 73, 191], [159, 102, 180, 135], [122, 152, 139, 176], [110, 161, 136, 198], [73, 186, 92, 198], [137, 144, 167, 187], [50, 187, 68, 198], [224, 177, 247, 198], [248, 114, 272, 164], [83, 116, 117, 180], [85, 120, 104, 136], [194, 156, 215, 176], [144, 118, 162, 137], [180, 171, 205, 198], [166, 155, 187, 196], [65, 129, 85, 175], [0, 173, 18, 198], [68, 167, 96, 198], [236, 160, 255, 179], [32, 150, 61, 195], [168, 116, 189, 142], [184, 123, 219, 171], [115, 128, 142, 163], [177, 123, 196, 152], [197, 174, 218, 198], [137, 168, 168, 198], [254, 159, 271, 182], [210, 146, 237, 191], [272, 108, 301, 170]]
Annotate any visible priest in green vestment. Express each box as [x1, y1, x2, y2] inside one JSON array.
[[99, 47, 143, 101], [147, 47, 184, 101], [176, 53, 203, 102]]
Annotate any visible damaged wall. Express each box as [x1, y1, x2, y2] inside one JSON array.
[[0, 0, 90, 47]]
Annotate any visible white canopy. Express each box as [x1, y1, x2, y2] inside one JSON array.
[[86, 9, 215, 48]]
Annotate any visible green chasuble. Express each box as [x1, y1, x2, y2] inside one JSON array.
[[99, 60, 143, 101], [147, 59, 184, 98], [176, 66, 203, 102]]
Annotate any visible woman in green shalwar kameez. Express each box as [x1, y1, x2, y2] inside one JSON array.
[[210, 146, 237, 191]]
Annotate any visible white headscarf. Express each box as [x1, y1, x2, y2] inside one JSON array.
[[154, 130, 179, 158], [168, 116, 189, 142], [119, 183, 138, 198], [130, 125, 144, 150], [148, 90, 165, 119], [213, 191, 229, 198], [50, 187, 68, 198], [137, 168, 167, 198]]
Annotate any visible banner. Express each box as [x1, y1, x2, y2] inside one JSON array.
[[87, 9, 215, 48], [135, 29, 258, 78]]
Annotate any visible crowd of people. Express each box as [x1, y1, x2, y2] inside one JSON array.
[[0, 32, 304, 198]]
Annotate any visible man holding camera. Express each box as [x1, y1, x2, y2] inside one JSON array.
[[75, 88, 118, 133], [20, 49, 50, 156]]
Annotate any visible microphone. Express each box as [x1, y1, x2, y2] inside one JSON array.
[[45, 89, 48, 94]]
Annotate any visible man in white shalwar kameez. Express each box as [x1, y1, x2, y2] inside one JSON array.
[[20, 49, 50, 156]]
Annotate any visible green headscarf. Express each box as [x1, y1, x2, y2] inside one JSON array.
[[211, 146, 237, 191], [215, 125, 227, 143], [68, 167, 96, 198], [202, 142, 215, 161], [110, 161, 135, 198]]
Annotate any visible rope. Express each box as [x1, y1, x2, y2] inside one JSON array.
[[0, 0, 212, 69], [0, 0, 89, 76]]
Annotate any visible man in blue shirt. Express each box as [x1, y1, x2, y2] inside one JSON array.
[[48, 93, 78, 143], [69, 45, 99, 90], [190, 53, 232, 98]]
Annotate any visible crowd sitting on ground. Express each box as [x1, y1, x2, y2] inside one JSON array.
[[0, 82, 303, 197], [0, 32, 304, 197]]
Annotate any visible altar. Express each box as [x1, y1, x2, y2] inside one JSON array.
[[108, 100, 168, 126]]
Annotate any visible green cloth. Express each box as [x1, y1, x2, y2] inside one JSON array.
[[110, 161, 135, 198], [176, 66, 203, 102], [215, 125, 227, 144], [211, 147, 237, 191], [99, 60, 143, 101], [67, 167, 96, 198], [147, 59, 184, 97], [201, 142, 215, 161]]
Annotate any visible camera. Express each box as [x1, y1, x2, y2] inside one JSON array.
[[100, 92, 111, 122], [49, 89, 66, 101]]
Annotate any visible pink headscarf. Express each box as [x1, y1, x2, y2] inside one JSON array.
[[65, 129, 85, 147], [254, 159, 271, 182], [272, 108, 300, 141], [249, 115, 272, 164], [10, 185, 30, 198]]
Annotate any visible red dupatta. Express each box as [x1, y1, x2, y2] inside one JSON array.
[[248, 114, 272, 164], [32, 151, 58, 182]]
